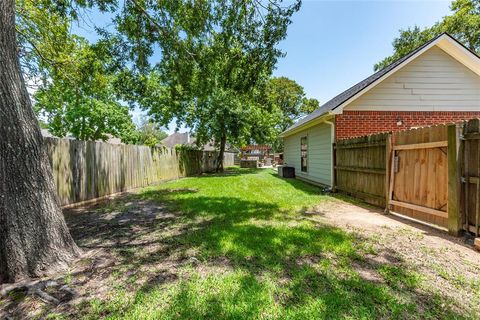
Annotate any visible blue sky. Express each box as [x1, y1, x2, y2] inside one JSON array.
[[274, 0, 451, 102], [74, 0, 452, 133]]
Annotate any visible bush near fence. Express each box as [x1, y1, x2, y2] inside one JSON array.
[[44, 137, 234, 207]]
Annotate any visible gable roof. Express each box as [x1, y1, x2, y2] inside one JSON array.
[[161, 132, 193, 148], [281, 33, 480, 137]]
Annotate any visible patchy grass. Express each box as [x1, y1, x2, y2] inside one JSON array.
[[1, 167, 478, 319]]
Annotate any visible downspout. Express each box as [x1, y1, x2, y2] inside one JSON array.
[[323, 118, 335, 189]]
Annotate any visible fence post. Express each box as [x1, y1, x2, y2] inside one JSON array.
[[384, 133, 392, 214], [448, 123, 462, 236], [332, 143, 337, 192]]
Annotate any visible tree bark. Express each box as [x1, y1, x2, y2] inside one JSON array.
[[0, 0, 80, 283], [215, 132, 226, 172]]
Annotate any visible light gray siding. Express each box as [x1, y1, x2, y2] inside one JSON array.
[[283, 122, 333, 186], [345, 46, 480, 111]]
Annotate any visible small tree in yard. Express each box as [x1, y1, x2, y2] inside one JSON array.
[[126, 1, 301, 171]]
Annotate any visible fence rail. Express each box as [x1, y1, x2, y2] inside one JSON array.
[[334, 132, 389, 207], [44, 137, 234, 207], [333, 119, 480, 235]]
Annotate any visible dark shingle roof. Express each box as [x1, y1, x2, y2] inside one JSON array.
[[161, 132, 193, 148], [282, 33, 450, 135]]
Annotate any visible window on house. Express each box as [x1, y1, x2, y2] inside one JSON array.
[[300, 136, 308, 172]]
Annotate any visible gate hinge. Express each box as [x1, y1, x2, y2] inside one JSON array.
[[461, 176, 467, 183]]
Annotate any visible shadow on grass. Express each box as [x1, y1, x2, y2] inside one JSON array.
[[2, 170, 470, 319], [197, 167, 265, 178], [65, 188, 466, 318]]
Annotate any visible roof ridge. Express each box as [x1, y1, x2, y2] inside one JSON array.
[[281, 33, 478, 136]]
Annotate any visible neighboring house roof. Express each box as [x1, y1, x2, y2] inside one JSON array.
[[41, 129, 55, 138], [281, 33, 480, 137], [105, 134, 122, 145], [161, 132, 238, 152], [161, 132, 194, 148]]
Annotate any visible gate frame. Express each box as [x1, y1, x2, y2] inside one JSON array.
[[385, 124, 462, 234]]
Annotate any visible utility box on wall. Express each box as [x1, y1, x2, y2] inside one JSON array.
[[278, 166, 295, 178]]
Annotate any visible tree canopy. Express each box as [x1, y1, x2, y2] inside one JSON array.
[[127, 1, 301, 170], [17, 0, 302, 158], [17, 0, 137, 143], [261, 76, 319, 151], [266, 76, 319, 131], [135, 116, 168, 147], [375, 0, 480, 71]]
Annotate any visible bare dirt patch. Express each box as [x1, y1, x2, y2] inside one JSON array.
[[308, 199, 480, 315]]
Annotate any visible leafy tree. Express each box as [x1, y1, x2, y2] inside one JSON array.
[[1, 0, 301, 282], [119, 1, 301, 171], [135, 116, 168, 147], [266, 76, 319, 131], [16, 0, 136, 143], [34, 38, 137, 143], [262, 76, 319, 151], [301, 97, 320, 115], [375, 0, 480, 71], [1, 0, 120, 283], [1, 0, 82, 283]]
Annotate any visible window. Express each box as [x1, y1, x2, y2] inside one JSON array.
[[300, 136, 308, 172]]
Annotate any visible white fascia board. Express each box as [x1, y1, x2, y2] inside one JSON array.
[[436, 37, 480, 76], [280, 113, 335, 138]]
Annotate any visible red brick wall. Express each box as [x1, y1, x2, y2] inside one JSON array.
[[335, 111, 480, 140]]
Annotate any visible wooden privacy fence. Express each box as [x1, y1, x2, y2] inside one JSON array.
[[462, 119, 480, 236], [333, 121, 472, 235], [334, 133, 389, 207], [44, 137, 235, 207], [388, 125, 449, 228]]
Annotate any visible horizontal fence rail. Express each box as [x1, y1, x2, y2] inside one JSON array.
[[332, 119, 480, 236], [334, 132, 389, 207]]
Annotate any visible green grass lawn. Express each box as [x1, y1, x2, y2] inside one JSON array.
[[59, 168, 473, 319]]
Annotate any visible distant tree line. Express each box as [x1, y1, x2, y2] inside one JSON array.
[[375, 0, 480, 71]]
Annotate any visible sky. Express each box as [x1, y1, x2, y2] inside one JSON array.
[[274, 0, 451, 102], [73, 0, 452, 133]]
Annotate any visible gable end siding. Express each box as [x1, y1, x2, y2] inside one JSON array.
[[344, 46, 480, 112], [335, 45, 480, 139]]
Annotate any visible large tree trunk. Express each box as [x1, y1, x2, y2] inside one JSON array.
[[215, 132, 226, 172], [0, 0, 80, 283]]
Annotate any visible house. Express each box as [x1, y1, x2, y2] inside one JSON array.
[[280, 33, 480, 187], [161, 132, 239, 153], [161, 132, 194, 148]]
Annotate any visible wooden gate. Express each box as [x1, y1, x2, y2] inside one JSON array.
[[388, 125, 449, 228]]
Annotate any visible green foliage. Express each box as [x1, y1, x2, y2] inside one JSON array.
[[114, 1, 301, 169], [17, 0, 302, 157], [18, 0, 137, 143], [375, 0, 480, 71], [135, 116, 168, 147], [263, 76, 319, 151]]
